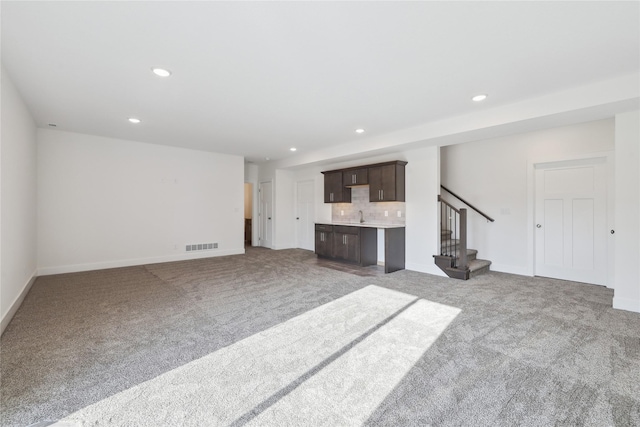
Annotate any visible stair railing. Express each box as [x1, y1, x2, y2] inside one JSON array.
[[438, 195, 468, 270], [441, 185, 495, 222]]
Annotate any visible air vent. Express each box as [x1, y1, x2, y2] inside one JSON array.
[[186, 243, 218, 252]]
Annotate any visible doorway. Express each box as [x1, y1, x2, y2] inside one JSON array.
[[534, 158, 607, 285], [259, 181, 273, 249], [296, 180, 315, 251], [244, 183, 253, 246]]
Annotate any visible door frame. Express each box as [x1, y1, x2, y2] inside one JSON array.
[[527, 151, 614, 287], [259, 180, 274, 249]]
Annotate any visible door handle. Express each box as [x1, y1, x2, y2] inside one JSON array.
[[536, 224, 542, 228], [268, 217, 272, 220]]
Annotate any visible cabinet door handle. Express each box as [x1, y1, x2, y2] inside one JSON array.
[[381, 189, 384, 200], [352, 174, 356, 184]]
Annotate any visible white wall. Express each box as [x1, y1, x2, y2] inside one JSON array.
[[441, 119, 615, 276], [38, 129, 244, 274], [1, 67, 38, 334], [614, 110, 640, 313], [404, 146, 441, 274]]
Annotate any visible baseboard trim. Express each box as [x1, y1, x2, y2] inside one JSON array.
[[613, 296, 640, 313], [405, 261, 446, 277], [273, 244, 295, 250], [37, 249, 245, 276], [1, 271, 37, 336], [488, 263, 531, 276]]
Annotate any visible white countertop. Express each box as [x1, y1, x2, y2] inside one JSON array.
[[319, 222, 405, 229]]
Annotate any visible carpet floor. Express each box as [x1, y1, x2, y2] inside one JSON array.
[[1, 247, 639, 426]]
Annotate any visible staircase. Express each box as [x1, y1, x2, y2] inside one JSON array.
[[434, 229, 491, 279], [434, 189, 493, 280]]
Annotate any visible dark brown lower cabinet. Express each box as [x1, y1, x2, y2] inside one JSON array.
[[315, 224, 377, 266], [315, 224, 334, 258], [333, 228, 361, 263]]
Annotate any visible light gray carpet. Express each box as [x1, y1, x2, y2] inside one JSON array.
[[1, 247, 639, 426]]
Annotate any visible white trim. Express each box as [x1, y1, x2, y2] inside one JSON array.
[[613, 296, 640, 313], [406, 262, 445, 276], [527, 151, 615, 285], [488, 263, 531, 277], [1, 271, 37, 336], [258, 180, 274, 249], [273, 244, 295, 250], [37, 249, 245, 276]]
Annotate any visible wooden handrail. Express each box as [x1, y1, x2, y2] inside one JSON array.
[[440, 185, 495, 222]]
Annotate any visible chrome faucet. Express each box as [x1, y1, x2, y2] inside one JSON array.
[[359, 210, 365, 223]]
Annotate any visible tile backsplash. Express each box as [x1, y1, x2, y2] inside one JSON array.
[[331, 187, 406, 225]]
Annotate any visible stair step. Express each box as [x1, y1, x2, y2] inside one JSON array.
[[434, 254, 491, 280], [441, 239, 461, 252], [441, 248, 477, 261], [468, 259, 491, 278]]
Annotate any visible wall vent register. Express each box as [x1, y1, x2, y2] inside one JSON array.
[[186, 243, 218, 251]]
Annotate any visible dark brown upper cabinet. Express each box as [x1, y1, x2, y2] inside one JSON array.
[[368, 161, 407, 202], [323, 170, 351, 203], [342, 168, 368, 186]]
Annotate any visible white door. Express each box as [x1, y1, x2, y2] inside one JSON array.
[[534, 159, 607, 285], [259, 181, 273, 249], [296, 180, 315, 251]]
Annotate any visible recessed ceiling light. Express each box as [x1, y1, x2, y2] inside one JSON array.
[[265, 157, 270, 161], [128, 118, 141, 124], [290, 147, 297, 152], [152, 68, 171, 77], [472, 94, 488, 102], [355, 128, 365, 134]]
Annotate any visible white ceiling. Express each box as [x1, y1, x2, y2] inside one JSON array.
[[2, 1, 639, 166]]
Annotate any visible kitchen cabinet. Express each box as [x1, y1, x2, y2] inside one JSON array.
[[323, 171, 351, 203], [369, 161, 407, 202], [322, 160, 406, 203], [333, 226, 361, 263], [314, 224, 376, 266], [315, 224, 334, 257], [342, 168, 368, 186]]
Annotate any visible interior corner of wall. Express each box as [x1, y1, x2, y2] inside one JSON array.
[[1, 270, 38, 336], [612, 296, 640, 314]]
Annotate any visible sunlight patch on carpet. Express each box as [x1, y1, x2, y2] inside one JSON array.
[[60, 285, 460, 425]]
